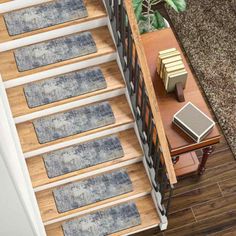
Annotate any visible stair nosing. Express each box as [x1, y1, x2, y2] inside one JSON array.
[[43, 191, 151, 226], [34, 155, 143, 192], [24, 123, 135, 159], [4, 53, 117, 89], [0, 17, 108, 51], [14, 87, 125, 124]]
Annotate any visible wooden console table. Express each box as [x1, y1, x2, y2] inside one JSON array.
[[141, 28, 221, 176]]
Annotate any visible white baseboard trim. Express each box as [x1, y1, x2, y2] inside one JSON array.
[[24, 123, 134, 159], [44, 191, 150, 226], [34, 156, 142, 192], [4, 53, 117, 89], [14, 88, 125, 124]]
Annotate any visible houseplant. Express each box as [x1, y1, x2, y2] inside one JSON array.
[[133, 0, 186, 34]]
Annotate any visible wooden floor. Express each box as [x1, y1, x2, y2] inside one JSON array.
[[27, 128, 143, 188], [135, 135, 236, 236], [17, 95, 133, 153], [7, 60, 124, 117], [45, 195, 160, 236], [37, 162, 151, 222], [0, 0, 106, 43], [0, 26, 115, 81]]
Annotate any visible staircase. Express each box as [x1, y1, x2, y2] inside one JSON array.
[[0, 0, 167, 235]]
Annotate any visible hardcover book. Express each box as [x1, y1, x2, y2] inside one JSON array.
[[173, 102, 215, 143]]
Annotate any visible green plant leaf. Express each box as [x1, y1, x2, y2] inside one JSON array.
[[164, 0, 186, 12], [132, 0, 143, 21], [152, 10, 165, 29]]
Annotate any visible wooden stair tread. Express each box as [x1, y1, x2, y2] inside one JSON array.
[[27, 128, 143, 188], [0, 26, 115, 81], [7, 61, 124, 117], [17, 95, 133, 153], [36, 162, 151, 223], [45, 195, 160, 235], [0, 0, 106, 43]]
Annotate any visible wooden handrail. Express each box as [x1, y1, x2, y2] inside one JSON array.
[[124, 0, 177, 184]]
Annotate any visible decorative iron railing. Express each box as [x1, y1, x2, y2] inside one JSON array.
[[103, 0, 177, 221]]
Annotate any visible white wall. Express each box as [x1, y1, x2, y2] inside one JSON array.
[[0, 77, 46, 236], [0, 153, 35, 236]]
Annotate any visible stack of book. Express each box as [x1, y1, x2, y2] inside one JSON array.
[[157, 48, 188, 93]]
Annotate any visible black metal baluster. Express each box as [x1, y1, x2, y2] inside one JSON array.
[[141, 93, 147, 143], [165, 185, 174, 216], [135, 68, 141, 119], [148, 119, 154, 157]]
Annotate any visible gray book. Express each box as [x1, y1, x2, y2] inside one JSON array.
[[173, 102, 215, 142]]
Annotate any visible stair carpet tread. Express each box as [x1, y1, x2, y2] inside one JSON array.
[[0, 0, 106, 43], [27, 129, 143, 188], [7, 61, 125, 117], [17, 95, 133, 153], [45, 195, 160, 236], [36, 162, 151, 223], [0, 26, 115, 81]]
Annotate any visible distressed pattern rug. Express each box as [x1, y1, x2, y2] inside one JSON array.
[[62, 202, 141, 236], [4, 0, 88, 36], [14, 32, 97, 72], [43, 135, 124, 178], [53, 169, 132, 213], [33, 101, 115, 144], [24, 67, 106, 108], [167, 0, 236, 156]]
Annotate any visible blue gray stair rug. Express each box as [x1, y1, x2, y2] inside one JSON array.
[[14, 31, 97, 72], [43, 135, 124, 178], [24, 67, 106, 108], [4, 0, 88, 36], [62, 202, 141, 236], [53, 169, 133, 213], [33, 101, 115, 144]]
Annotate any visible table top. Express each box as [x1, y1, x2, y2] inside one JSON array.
[[141, 28, 221, 156]]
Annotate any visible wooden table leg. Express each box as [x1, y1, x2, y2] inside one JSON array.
[[198, 146, 214, 175]]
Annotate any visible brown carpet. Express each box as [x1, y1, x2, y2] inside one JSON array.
[[166, 0, 236, 157]]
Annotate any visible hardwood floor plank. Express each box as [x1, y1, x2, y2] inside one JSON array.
[[164, 211, 236, 236], [45, 195, 160, 236], [169, 183, 222, 214], [27, 129, 143, 188], [218, 176, 236, 197], [206, 148, 234, 169], [210, 226, 236, 236], [171, 160, 236, 196], [0, 0, 106, 43], [0, 26, 115, 81], [7, 61, 124, 117], [167, 208, 196, 230], [17, 95, 133, 153], [36, 163, 151, 222], [193, 193, 236, 221]]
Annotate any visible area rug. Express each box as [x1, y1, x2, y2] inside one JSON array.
[[43, 135, 124, 178], [33, 101, 115, 144], [4, 0, 88, 36], [14, 31, 97, 72], [62, 202, 141, 236], [24, 67, 106, 108], [166, 0, 236, 156], [53, 169, 132, 213]]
